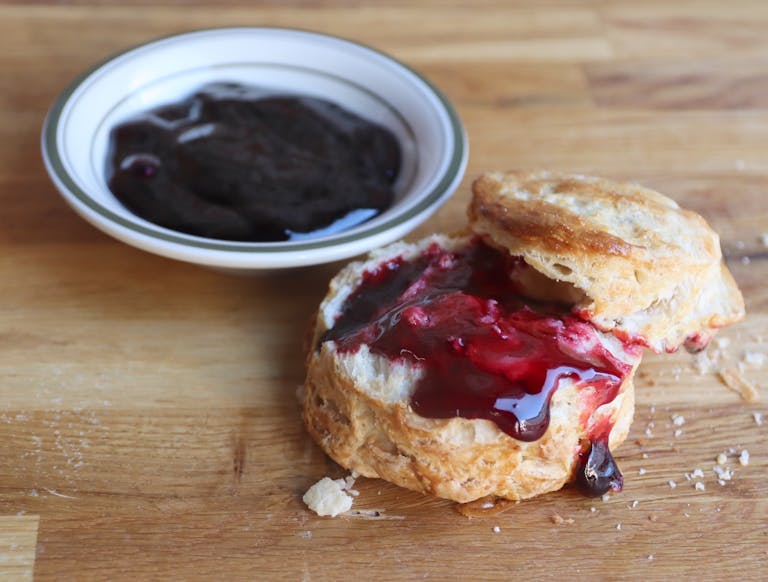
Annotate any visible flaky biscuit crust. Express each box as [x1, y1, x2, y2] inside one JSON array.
[[469, 171, 745, 352]]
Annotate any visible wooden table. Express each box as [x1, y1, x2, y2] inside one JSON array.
[[1, 1, 766, 579]]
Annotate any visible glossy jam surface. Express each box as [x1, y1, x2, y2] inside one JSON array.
[[575, 438, 624, 497], [321, 241, 636, 443], [107, 83, 400, 242]]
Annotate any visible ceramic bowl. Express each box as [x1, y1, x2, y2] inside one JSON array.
[[41, 27, 468, 270]]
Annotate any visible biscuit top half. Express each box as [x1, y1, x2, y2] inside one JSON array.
[[469, 171, 745, 352]]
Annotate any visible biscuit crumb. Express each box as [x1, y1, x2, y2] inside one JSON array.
[[647, 554, 654, 561], [671, 414, 685, 426], [717, 453, 727, 465], [550, 513, 574, 525], [674, 429, 683, 438], [692, 468, 704, 479], [668, 480, 677, 489], [760, 233, 768, 246], [693, 350, 718, 374], [631, 500, 638, 508], [590, 507, 597, 513], [638, 468, 646, 476], [754, 412, 763, 426], [492, 525, 501, 534], [742, 351, 766, 368], [718, 368, 760, 402], [303, 476, 356, 517], [739, 450, 750, 466], [713, 465, 733, 480], [695, 482, 705, 491], [616, 523, 622, 531]]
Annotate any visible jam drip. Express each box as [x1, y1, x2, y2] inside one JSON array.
[[107, 82, 400, 242], [322, 241, 635, 443], [575, 439, 624, 496]]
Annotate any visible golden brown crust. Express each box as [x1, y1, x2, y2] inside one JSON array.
[[469, 171, 745, 352]]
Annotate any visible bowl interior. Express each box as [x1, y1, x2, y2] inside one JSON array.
[[44, 28, 467, 267]]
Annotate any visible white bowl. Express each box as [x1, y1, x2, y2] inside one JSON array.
[[41, 27, 468, 270]]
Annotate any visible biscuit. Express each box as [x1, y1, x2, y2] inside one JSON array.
[[469, 171, 744, 352]]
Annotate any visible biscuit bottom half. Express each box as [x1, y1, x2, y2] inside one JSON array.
[[303, 235, 643, 503]]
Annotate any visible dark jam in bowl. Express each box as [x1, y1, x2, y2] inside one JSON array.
[[320, 240, 639, 495], [106, 83, 401, 242]]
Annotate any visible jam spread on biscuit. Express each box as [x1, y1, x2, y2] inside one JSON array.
[[107, 82, 400, 242], [322, 240, 639, 495]]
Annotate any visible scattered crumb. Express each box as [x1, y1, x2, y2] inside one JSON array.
[[695, 482, 706, 491], [674, 429, 683, 438], [301, 531, 312, 540], [754, 412, 764, 426], [647, 554, 654, 561], [602, 494, 611, 502], [717, 453, 727, 465], [672, 414, 685, 426], [492, 525, 501, 534], [713, 466, 733, 480], [742, 351, 766, 368], [642, 453, 649, 459], [715, 337, 731, 349], [718, 368, 760, 402], [616, 523, 622, 531], [550, 513, 574, 525], [718, 479, 726, 486], [303, 476, 355, 517], [739, 450, 750, 466], [668, 480, 677, 489], [692, 468, 704, 479], [741, 256, 750, 265], [760, 233, 768, 246], [693, 350, 718, 374], [631, 500, 638, 508], [638, 468, 647, 476], [590, 507, 597, 513]]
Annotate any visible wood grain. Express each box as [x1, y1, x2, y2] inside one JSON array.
[[0, 1, 766, 580]]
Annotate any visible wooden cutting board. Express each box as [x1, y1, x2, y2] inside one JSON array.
[[1, 1, 766, 580]]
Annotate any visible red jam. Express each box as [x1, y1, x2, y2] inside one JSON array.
[[321, 240, 639, 496], [107, 82, 400, 242]]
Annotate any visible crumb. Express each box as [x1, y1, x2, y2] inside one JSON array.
[[303, 477, 355, 517], [648, 514, 658, 522], [735, 240, 746, 249], [715, 337, 731, 349], [713, 466, 733, 480], [602, 494, 611, 502], [631, 500, 638, 508], [692, 468, 704, 479], [693, 351, 717, 374], [616, 523, 622, 531], [590, 507, 597, 513], [695, 482, 705, 491], [647, 554, 654, 561], [718, 479, 726, 486], [760, 233, 768, 246], [492, 525, 501, 533], [668, 480, 677, 489], [754, 412, 764, 426], [672, 414, 685, 426], [301, 530, 313, 540], [739, 450, 750, 466], [642, 453, 649, 459], [741, 256, 750, 265], [550, 513, 574, 525], [638, 468, 647, 476], [718, 368, 760, 402], [743, 351, 766, 368], [674, 429, 683, 438], [717, 453, 727, 465]]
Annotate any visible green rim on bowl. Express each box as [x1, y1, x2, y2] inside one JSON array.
[[42, 27, 467, 255]]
